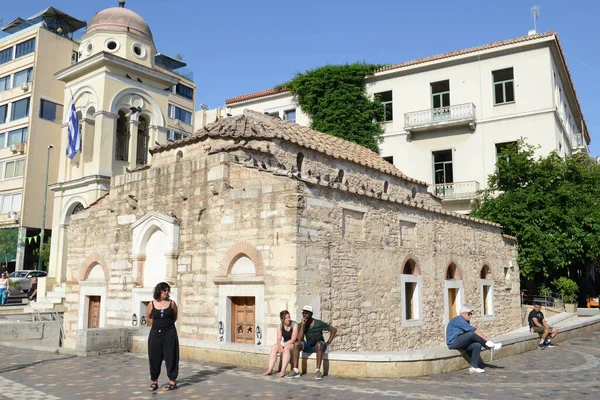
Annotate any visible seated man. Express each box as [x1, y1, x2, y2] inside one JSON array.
[[286, 305, 337, 380], [28, 277, 38, 303], [528, 302, 558, 349], [446, 306, 502, 373]]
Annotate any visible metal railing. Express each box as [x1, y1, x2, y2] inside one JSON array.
[[428, 180, 479, 199], [521, 289, 565, 311], [569, 132, 590, 154], [405, 102, 476, 130]]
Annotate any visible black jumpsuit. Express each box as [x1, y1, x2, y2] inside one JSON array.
[[148, 300, 179, 382]]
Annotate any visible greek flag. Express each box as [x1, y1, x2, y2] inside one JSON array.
[[65, 101, 80, 159]]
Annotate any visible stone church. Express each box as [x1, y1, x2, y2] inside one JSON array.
[[61, 108, 522, 352]]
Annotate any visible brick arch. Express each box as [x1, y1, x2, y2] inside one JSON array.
[[218, 241, 264, 277], [400, 255, 421, 275], [79, 252, 109, 281], [445, 261, 462, 280]]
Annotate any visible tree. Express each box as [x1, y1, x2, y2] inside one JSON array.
[[278, 63, 385, 153], [33, 237, 51, 269], [472, 139, 600, 281], [0, 228, 18, 266]]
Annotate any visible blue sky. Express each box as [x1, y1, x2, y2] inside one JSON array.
[[3, 0, 600, 155]]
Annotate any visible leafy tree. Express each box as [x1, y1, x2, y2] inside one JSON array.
[[0, 228, 18, 265], [472, 139, 600, 280], [33, 237, 51, 269], [278, 63, 385, 153]]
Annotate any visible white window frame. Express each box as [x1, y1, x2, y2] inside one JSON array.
[[443, 279, 464, 325], [401, 274, 422, 327], [3, 158, 25, 180], [480, 279, 495, 321], [0, 192, 22, 213]]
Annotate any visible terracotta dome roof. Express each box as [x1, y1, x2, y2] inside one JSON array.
[[87, 6, 153, 41]]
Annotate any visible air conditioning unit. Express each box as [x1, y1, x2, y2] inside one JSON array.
[[21, 82, 30, 91], [9, 144, 18, 152], [174, 119, 181, 127], [15, 142, 25, 153], [7, 211, 19, 221]]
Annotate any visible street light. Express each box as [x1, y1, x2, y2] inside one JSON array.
[[38, 145, 53, 271]]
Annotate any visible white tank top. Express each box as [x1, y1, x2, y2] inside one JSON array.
[[0, 279, 7, 289]]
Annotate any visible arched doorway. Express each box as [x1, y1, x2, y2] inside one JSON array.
[[143, 228, 167, 288], [78, 258, 108, 330]]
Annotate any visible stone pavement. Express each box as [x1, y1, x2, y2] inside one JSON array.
[[1, 331, 600, 400]]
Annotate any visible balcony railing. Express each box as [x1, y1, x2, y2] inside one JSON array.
[[405, 103, 476, 131], [569, 132, 590, 154], [428, 181, 480, 200]]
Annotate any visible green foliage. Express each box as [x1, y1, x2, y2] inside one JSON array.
[[552, 277, 579, 303], [0, 228, 18, 265], [279, 63, 385, 153], [9, 279, 22, 289], [539, 285, 553, 297], [33, 237, 51, 268], [472, 139, 600, 280]]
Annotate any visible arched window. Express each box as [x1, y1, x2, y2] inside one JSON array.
[[337, 169, 345, 184], [383, 181, 389, 194], [480, 265, 494, 317], [115, 109, 129, 161], [176, 150, 183, 162], [445, 262, 462, 321], [401, 258, 421, 325], [136, 115, 150, 165], [446, 263, 456, 279]]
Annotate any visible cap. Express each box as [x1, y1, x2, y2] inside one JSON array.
[[302, 305, 313, 313], [460, 306, 473, 314]]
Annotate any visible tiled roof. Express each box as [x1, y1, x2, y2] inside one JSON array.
[[152, 110, 426, 185], [225, 88, 290, 105], [374, 32, 555, 73]]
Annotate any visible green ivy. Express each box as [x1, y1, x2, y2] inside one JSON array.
[[278, 63, 385, 153]]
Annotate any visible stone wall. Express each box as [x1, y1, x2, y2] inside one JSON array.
[[295, 183, 521, 351]]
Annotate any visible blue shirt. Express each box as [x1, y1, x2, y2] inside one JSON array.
[[446, 315, 476, 347]]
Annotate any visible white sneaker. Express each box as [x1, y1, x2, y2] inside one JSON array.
[[492, 343, 502, 351], [485, 341, 502, 351], [469, 367, 485, 373]]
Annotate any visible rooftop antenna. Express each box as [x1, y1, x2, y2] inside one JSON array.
[[530, 5, 540, 35]]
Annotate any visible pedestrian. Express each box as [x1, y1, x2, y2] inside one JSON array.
[[446, 306, 502, 373], [0, 272, 9, 305], [528, 302, 558, 349], [263, 310, 299, 377], [0, 263, 7, 277], [286, 305, 337, 380], [146, 282, 179, 391], [27, 277, 37, 303]]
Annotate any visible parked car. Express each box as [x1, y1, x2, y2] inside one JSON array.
[[8, 270, 47, 293]]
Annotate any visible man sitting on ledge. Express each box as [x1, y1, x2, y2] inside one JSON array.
[[528, 302, 558, 349], [446, 306, 502, 373]]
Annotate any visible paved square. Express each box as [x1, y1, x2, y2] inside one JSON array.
[[1, 331, 600, 399]]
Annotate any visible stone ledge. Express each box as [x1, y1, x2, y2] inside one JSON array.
[[129, 314, 600, 377]]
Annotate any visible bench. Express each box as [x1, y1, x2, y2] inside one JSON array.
[[586, 296, 599, 308]]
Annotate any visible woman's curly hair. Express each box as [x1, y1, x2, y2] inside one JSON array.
[[153, 282, 171, 300]]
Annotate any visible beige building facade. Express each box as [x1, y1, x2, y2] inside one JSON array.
[[223, 32, 590, 214], [0, 9, 85, 271], [44, 3, 196, 296], [61, 110, 521, 353]]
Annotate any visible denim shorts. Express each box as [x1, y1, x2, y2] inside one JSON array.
[[301, 341, 327, 353]]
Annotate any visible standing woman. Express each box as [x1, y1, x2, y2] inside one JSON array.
[[0, 272, 9, 305], [146, 282, 179, 391], [263, 310, 298, 377]]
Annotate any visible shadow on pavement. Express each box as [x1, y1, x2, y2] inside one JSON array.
[[0, 354, 77, 374], [177, 365, 237, 389]]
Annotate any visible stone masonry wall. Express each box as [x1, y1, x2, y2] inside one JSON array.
[[295, 183, 521, 352]]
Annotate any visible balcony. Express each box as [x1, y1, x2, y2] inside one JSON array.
[[428, 181, 480, 200], [569, 132, 590, 155], [405, 103, 476, 133]]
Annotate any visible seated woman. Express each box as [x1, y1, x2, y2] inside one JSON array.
[[263, 310, 298, 377]]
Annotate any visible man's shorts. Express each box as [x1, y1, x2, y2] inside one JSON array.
[[301, 341, 327, 353], [532, 326, 551, 334]]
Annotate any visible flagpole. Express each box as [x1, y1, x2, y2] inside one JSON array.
[[38, 145, 53, 271]]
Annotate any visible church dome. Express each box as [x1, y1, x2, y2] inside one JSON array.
[[86, 4, 153, 41]]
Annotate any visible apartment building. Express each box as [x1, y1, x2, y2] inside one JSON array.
[[0, 8, 85, 271], [223, 32, 590, 214]]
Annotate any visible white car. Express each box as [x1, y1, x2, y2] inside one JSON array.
[[8, 270, 47, 293]]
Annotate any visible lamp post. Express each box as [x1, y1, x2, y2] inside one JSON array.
[[38, 145, 53, 271]]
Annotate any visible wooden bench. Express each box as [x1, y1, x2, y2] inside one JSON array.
[[586, 296, 599, 308]]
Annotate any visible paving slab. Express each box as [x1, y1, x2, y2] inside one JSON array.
[[0, 330, 600, 399]]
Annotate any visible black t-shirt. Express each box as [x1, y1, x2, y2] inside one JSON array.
[[28, 282, 37, 301], [528, 309, 544, 328]]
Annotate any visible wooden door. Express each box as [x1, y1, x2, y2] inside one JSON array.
[[231, 297, 255, 344], [88, 296, 101, 329], [448, 289, 458, 319]]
